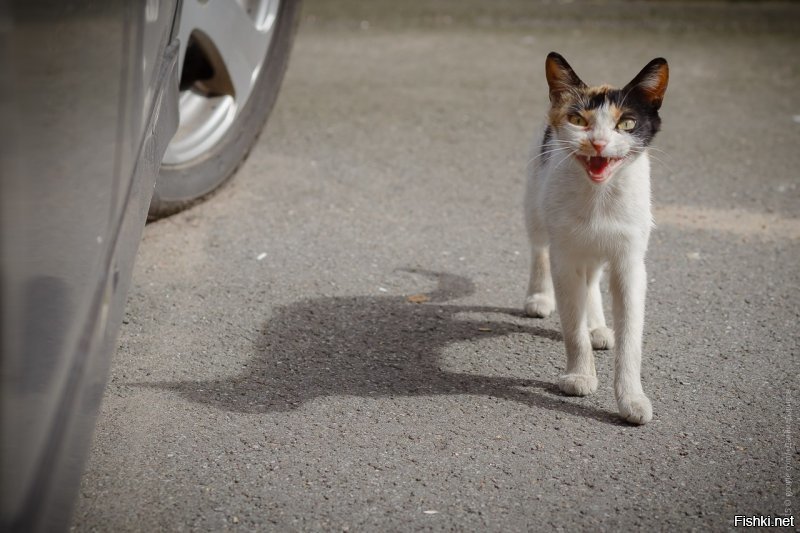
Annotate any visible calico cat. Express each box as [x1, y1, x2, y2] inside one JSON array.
[[524, 52, 668, 424]]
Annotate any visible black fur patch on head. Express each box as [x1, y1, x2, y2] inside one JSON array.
[[617, 88, 662, 147], [569, 88, 663, 147]]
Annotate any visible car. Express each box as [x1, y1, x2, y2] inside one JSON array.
[[0, 1, 300, 531]]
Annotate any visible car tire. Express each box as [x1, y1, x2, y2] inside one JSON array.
[[149, 0, 301, 220]]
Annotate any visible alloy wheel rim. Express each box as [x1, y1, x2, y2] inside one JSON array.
[[162, 0, 280, 165]]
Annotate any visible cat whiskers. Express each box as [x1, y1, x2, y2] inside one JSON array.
[[550, 147, 579, 173], [630, 147, 671, 172], [526, 142, 573, 169], [646, 145, 671, 160]]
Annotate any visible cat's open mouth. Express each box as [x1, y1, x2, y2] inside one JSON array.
[[576, 155, 624, 183]]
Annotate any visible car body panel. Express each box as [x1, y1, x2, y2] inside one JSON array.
[[0, 1, 180, 530]]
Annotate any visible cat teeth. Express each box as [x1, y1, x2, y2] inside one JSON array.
[[576, 155, 623, 183]]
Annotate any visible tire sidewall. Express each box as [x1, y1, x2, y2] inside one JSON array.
[[150, 0, 301, 217]]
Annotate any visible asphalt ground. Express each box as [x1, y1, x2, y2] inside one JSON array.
[[73, 1, 799, 531]]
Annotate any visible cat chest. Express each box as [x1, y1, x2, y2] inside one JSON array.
[[548, 210, 650, 256]]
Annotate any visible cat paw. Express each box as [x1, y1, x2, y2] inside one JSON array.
[[617, 394, 653, 425], [590, 327, 615, 350], [558, 374, 598, 396], [524, 294, 555, 318]]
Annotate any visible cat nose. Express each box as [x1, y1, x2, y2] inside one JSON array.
[[591, 141, 607, 154]]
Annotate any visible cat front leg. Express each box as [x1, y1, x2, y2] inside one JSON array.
[[550, 254, 597, 396], [524, 246, 555, 318], [586, 265, 614, 350], [609, 255, 652, 424]]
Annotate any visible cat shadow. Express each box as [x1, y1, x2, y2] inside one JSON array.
[[147, 269, 625, 425]]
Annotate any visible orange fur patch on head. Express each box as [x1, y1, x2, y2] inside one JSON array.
[[586, 84, 615, 98], [608, 104, 623, 123], [547, 85, 603, 128]]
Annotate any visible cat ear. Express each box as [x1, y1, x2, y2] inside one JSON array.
[[545, 52, 587, 103], [625, 58, 669, 109]]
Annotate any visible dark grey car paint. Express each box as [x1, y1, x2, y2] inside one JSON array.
[[1, 1, 180, 530]]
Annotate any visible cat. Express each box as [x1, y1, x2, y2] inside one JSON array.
[[523, 52, 668, 425]]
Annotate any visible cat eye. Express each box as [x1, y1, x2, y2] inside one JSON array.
[[617, 118, 636, 131], [568, 115, 588, 127]]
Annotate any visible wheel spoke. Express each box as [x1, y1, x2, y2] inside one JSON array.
[[180, 0, 277, 108]]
